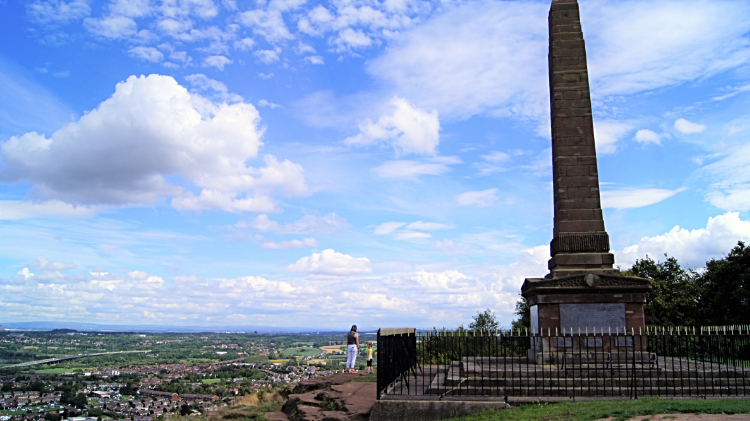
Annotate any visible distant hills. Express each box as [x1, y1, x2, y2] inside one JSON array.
[[0, 320, 357, 333]]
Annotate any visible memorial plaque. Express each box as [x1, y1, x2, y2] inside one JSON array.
[[530, 305, 539, 333], [560, 303, 625, 332], [554, 337, 573, 348], [585, 337, 603, 348], [616, 337, 634, 347]]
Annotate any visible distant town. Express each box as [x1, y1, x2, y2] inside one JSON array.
[[0, 329, 376, 421]]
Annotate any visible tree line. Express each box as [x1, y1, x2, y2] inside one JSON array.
[[512, 241, 750, 328]]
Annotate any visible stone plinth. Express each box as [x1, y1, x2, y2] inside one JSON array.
[[522, 273, 651, 363]]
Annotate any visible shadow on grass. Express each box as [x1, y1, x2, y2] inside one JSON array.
[[448, 398, 750, 421]]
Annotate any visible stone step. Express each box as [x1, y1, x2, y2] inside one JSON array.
[[441, 377, 750, 388], [428, 386, 749, 397]]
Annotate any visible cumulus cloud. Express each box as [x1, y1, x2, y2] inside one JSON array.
[[286, 249, 372, 276], [601, 187, 687, 210], [0, 74, 307, 213], [84, 15, 137, 38], [634, 129, 661, 145], [303, 55, 324, 65], [28, 0, 90, 24], [128, 46, 164, 62], [674, 118, 707, 134], [617, 212, 750, 268], [456, 188, 498, 207], [346, 97, 440, 156], [233, 37, 255, 51], [203, 55, 232, 70], [254, 49, 281, 63], [240, 213, 349, 234]]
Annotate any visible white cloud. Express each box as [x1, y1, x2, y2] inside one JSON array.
[[601, 187, 687, 210], [128, 46, 164, 62], [286, 249, 372, 276], [367, 0, 750, 127], [241, 213, 349, 234], [28, 0, 90, 24], [239, 9, 294, 43], [258, 72, 274, 79], [0, 74, 306, 213], [303, 55, 324, 65], [373, 160, 450, 179], [482, 151, 510, 162], [366, 2, 548, 121], [84, 15, 137, 38], [254, 49, 280, 64], [346, 97, 440, 156], [0, 200, 98, 220], [262, 237, 319, 249], [331, 27, 372, 51], [257, 99, 282, 108], [26, 256, 75, 271], [594, 121, 633, 155], [373, 221, 406, 235], [634, 129, 661, 145], [617, 212, 750, 268], [233, 37, 255, 51], [701, 144, 750, 211], [109, 0, 152, 18], [674, 118, 707, 134], [406, 221, 454, 231], [456, 188, 498, 207], [185, 73, 242, 102], [394, 231, 431, 240], [203, 55, 232, 70]]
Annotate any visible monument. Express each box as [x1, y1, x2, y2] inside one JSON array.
[[521, 0, 651, 362]]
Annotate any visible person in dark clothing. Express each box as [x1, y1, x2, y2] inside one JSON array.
[[345, 325, 359, 372]]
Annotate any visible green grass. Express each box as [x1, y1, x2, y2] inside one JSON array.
[[30, 367, 80, 373], [202, 378, 222, 384], [280, 347, 322, 357], [448, 398, 750, 421]]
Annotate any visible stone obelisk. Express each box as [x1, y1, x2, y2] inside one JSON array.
[[521, 0, 651, 362], [545, 0, 617, 279]]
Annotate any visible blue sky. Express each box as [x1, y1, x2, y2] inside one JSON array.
[[1, 0, 750, 329]]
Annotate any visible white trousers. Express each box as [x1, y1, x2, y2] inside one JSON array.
[[346, 344, 358, 369]]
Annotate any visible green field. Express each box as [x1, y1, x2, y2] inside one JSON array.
[[32, 367, 78, 373], [202, 378, 222, 384], [448, 398, 750, 421], [280, 347, 322, 357]]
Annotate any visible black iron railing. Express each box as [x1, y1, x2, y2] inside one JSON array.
[[376, 326, 750, 400]]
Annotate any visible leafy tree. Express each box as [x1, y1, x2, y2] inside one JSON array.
[[511, 295, 530, 330], [623, 254, 699, 326], [696, 241, 750, 325], [73, 392, 88, 409], [469, 309, 499, 331]]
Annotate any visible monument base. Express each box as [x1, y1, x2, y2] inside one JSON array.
[[522, 273, 651, 363]]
